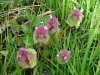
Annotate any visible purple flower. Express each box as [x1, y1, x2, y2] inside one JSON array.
[[33, 26, 49, 44], [46, 14, 59, 34], [17, 48, 37, 68], [56, 50, 70, 64], [67, 7, 83, 28], [70, 7, 83, 21]]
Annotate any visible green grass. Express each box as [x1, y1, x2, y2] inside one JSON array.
[[0, 0, 100, 75]]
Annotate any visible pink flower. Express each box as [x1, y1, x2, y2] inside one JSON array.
[[70, 7, 83, 21], [67, 7, 83, 28], [33, 26, 49, 44], [46, 14, 59, 34], [56, 50, 70, 64], [17, 48, 37, 68]]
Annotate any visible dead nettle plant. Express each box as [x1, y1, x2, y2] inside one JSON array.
[[66, 6, 84, 29], [16, 6, 84, 68], [16, 13, 61, 68]]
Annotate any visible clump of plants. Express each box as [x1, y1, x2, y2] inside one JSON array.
[[0, 0, 100, 75], [15, 7, 83, 68]]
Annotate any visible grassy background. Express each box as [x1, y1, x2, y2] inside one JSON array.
[[0, 0, 100, 75]]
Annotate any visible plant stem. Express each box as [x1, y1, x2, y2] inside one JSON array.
[[4, 56, 7, 75]]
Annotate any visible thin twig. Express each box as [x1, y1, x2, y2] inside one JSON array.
[[0, 5, 41, 18], [18, 10, 53, 26], [30, 0, 36, 28], [31, 0, 36, 15], [38, 10, 52, 16], [22, 21, 30, 25]]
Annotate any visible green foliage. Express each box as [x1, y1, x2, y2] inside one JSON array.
[[23, 34, 34, 47], [0, 0, 100, 75], [21, 24, 32, 34], [0, 51, 8, 56], [10, 20, 20, 34]]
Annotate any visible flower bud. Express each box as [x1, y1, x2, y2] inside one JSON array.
[[67, 7, 83, 28], [33, 26, 49, 44], [17, 48, 37, 68], [56, 50, 70, 64], [46, 14, 59, 34]]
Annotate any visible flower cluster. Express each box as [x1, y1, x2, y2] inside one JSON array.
[[47, 14, 59, 34], [67, 7, 83, 28], [17, 14, 60, 68], [17, 6, 84, 68], [33, 14, 59, 45], [33, 26, 49, 44], [56, 50, 70, 64], [17, 48, 37, 68]]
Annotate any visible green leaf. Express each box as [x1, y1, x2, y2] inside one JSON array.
[[32, 15, 40, 27], [43, 49, 52, 57], [7, 31, 13, 43], [23, 34, 34, 46], [41, 15, 49, 25], [32, 15, 49, 27], [10, 20, 20, 34], [26, 10, 33, 22], [0, 51, 8, 56], [21, 24, 32, 33], [66, 16, 82, 29]]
